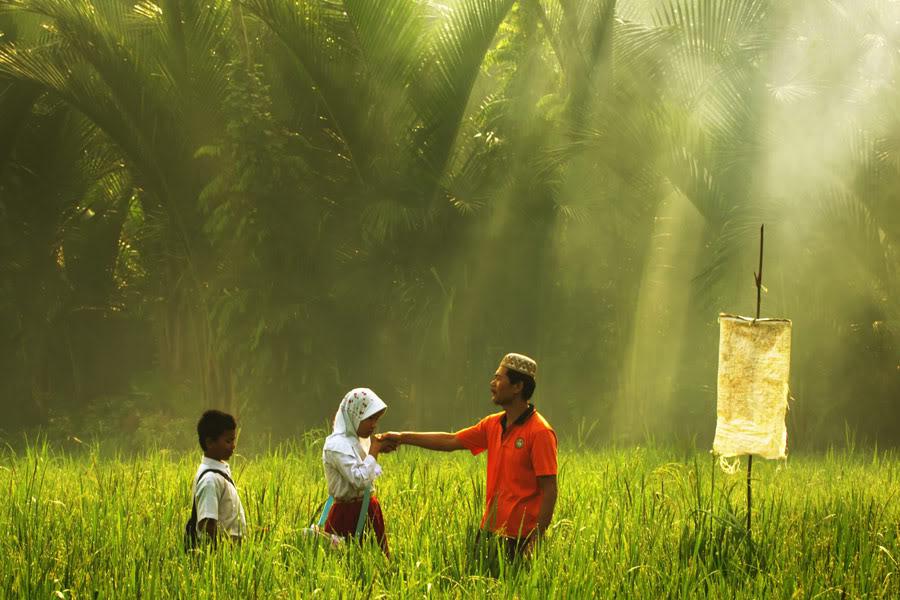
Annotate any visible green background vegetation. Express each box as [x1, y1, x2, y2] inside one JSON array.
[[0, 0, 897, 447]]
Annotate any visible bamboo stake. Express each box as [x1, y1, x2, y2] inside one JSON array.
[[748, 224, 765, 539]]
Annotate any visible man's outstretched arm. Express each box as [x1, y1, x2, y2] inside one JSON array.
[[382, 431, 465, 452]]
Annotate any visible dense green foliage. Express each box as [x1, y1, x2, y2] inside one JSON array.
[[2, 442, 900, 597], [0, 0, 897, 444]]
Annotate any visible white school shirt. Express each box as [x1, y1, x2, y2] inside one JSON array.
[[193, 456, 247, 539], [323, 448, 382, 500]]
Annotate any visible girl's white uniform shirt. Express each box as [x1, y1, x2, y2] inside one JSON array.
[[323, 447, 382, 500], [193, 456, 247, 539]]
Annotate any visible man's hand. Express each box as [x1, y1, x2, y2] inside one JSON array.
[[535, 475, 557, 537], [372, 433, 400, 454], [379, 432, 402, 445]]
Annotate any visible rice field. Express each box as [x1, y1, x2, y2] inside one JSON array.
[[2, 438, 899, 598]]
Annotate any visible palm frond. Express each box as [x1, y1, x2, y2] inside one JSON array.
[[343, 0, 425, 90], [653, 0, 770, 139], [243, 0, 369, 178], [413, 0, 515, 183]]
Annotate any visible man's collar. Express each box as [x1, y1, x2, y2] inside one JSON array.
[[500, 403, 535, 432]]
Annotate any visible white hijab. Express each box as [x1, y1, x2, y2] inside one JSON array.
[[323, 388, 387, 459]]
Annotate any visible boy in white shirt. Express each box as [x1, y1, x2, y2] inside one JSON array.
[[192, 410, 247, 546]]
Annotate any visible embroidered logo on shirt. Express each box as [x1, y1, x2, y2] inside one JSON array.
[[515, 437, 525, 449]]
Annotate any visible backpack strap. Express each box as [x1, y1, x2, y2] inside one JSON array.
[[316, 495, 335, 528], [354, 485, 372, 538], [314, 485, 372, 538], [192, 469, 236, 528], [197, 468, 235, 487]]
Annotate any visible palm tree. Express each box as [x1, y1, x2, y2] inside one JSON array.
[[0, 0, 896, 442], [0, 73, 132, 424], [0, 0, 239, 411]]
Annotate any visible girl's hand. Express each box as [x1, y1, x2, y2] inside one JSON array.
[[369, 434, 384, 457]]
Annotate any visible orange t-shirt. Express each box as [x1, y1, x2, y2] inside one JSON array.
[[455, 406, 558, 538]]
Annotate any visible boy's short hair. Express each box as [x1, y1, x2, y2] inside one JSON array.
[[505, 369, 536, 400], [197, 410, 237, 450]]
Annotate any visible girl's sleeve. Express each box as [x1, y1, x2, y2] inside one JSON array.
[[325, 450, 382, 489]]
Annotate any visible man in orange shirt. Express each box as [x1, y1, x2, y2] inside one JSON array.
[[382, 353, 558, 558]]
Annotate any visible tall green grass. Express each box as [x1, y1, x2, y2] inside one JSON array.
[[1, 440, 898, 598]]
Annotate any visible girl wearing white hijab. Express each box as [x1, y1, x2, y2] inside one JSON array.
[[322, 388, 394, 554]]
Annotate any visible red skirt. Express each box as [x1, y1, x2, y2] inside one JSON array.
[[324, 495, 388, 555]]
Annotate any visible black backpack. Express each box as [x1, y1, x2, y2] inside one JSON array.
[[184, 468, 235, 551]]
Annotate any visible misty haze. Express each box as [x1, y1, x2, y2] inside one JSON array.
[[0, 0, 898, 597]]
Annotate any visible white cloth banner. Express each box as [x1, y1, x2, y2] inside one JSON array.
[[713, 314, 792, 459]]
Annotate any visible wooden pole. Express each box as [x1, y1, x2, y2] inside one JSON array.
[[747, 454, 753, 537], [755, 224, 764, 321], [748, 224, 765, 539]]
